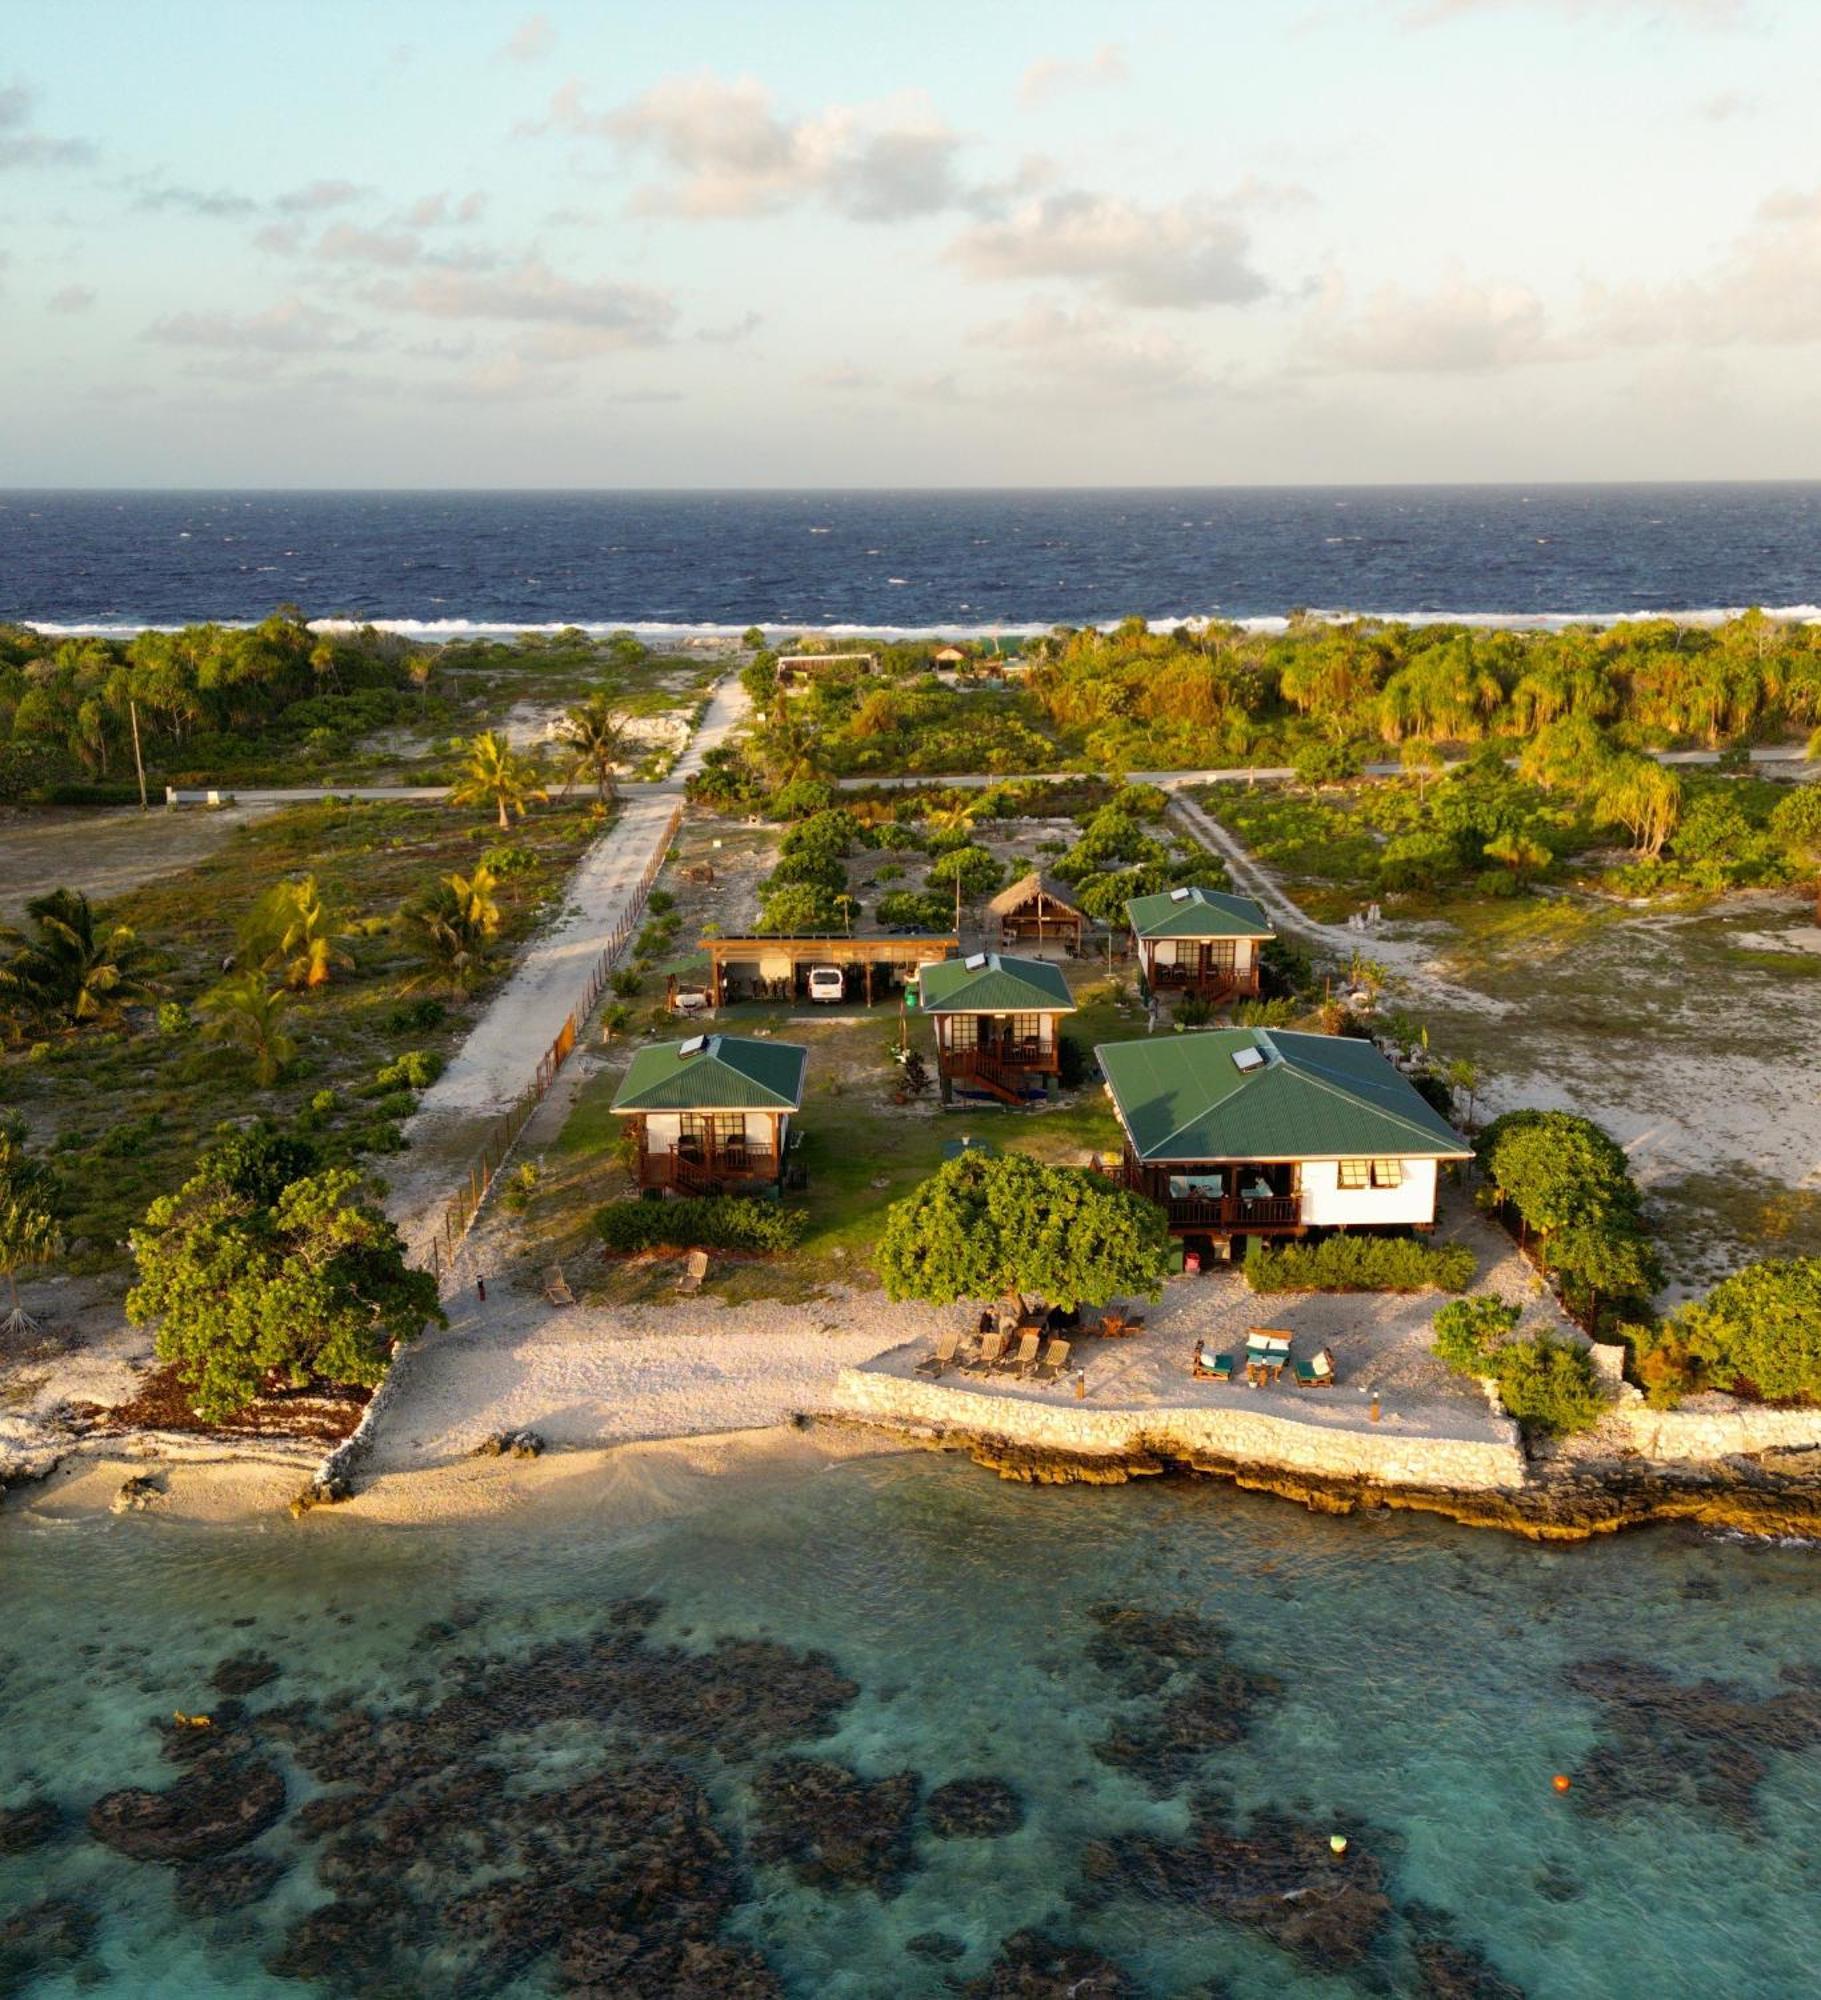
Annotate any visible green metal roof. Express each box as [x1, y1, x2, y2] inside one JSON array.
[[1095, 1027, 1469, 1164], [916, 952, 1075, 1015], [612, 1034, 807, 1114], [1126, 886, 1275, 940]]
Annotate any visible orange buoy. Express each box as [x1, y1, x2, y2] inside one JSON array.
[[1552, 1773, 1572, 1794]]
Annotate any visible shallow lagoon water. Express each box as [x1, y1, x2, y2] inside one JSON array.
[[2, 1444, 1818, 1997]]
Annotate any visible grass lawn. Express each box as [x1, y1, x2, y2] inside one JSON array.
[[4, 798, 603, 1272], [522, 984, 1134, 1306]]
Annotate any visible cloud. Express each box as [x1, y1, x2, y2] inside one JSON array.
[[143, 297, 379, 354], [1018, 45, 1128, 106], [1696, 88, 1757, 120], [968, 299, 1210, 398], [695, 311, 763, 344], [500, 13, 557, 63], [948, 190, 1266, 308], [401, 190, 487, 227], [1300, 272, 1557, 372], [133, 180, 259, 219], [253, 220, 305, 254], [47, 283, 94, 314], [359, 255, 677, 345], [274, 178, 366, 214], [534, 73, 968, 223], [313, 222, 425, 268], [1588, 194, 1821, 345], [806, 362, 878, 391], [0, 82, 94, 170]]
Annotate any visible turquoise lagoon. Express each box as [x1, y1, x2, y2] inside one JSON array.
[[1, 1442, 1818, 1998]]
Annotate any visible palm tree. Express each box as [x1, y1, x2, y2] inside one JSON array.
[[448, 731, 549, 831], [240, 875, 355, 990], [556, 695, 632, 805], [199, 972, 297, 1087], [403, 866, 502, 992], [0, 888, 161, 1031]]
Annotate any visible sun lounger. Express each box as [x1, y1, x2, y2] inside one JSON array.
[[918, 1329, 964, 1378], [543, 1264, 575, 1307], [1193, 1349, 1236, 1381], [965, 1330, 1007, 1374], [1035, 1337, 1071, 1382], [1293, 1346, 1338, 1388], [1000, 1330, 1043, 1375], [676, 1249, 710, 1295]]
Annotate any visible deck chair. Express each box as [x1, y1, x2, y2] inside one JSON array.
[[917, 1329, 963, 1379], [676, 1249, 710, 1295], [1035, 1337, 1071, 1382], [543, 1264, 575, 1307], [1193, 1348, 1235, 1382], [1293, 1346, 1338, 1388], [965, 1331, 1007, 1375], [1000, 1330, 1043, 1375]]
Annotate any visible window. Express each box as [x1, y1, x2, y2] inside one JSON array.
[[1371, 1159, 1404, 1188], [1337, 1159, 1369, 1189], [1337, 1158, 1403, 1189]]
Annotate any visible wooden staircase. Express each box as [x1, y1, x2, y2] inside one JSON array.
[[951, 1048, 1026, 1104]]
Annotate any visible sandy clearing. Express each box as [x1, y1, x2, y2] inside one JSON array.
[[0, 803, 284, 918]]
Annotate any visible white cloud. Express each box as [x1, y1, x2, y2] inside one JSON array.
[[968, 299, 1210, 398], [1300, 272, 1557, 372], [401, 190, 487, 228], [274, 178, 367, 214], [534, 73, 968, 223], [695, 311, 763, 344], [1588, 195, 1821, 345], [359, 256, 676, 345], [500, 13, 557, 63], [1018, 45, 1129, 107], [143, 297, 378, 354], [0, 82, 93, 170], [47, 283, 94, 313], [806, 362, 878, 391], [132, 180, 259, 218], [1402, 0, 1744, 23], [1695, 88, 1757, 120], [314, 222, 424, 268], [948, 191, 1266, 308]]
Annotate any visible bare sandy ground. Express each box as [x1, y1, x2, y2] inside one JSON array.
[[0, 803, 282, 918]]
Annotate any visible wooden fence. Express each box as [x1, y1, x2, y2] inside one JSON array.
[[424, 801, 684, 1282]]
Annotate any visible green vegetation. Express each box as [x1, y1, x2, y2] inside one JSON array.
[[553, 694, 632, 805], [1430, 1296, 1607, 1436], [1431, 1295, 1519, 1372], [126, 1126, 441, 1420], [447, 730, 550, 831], [1477, 1109, 1659, 1321], [1631, 1256, 1821, 1404], [1245, 1233, 1476, 1294], [0, 1116, 62, 1333], [878, 1151, 1170, 1308], [595, 1196, 808, 1255], [0, 887, 162, 1027]]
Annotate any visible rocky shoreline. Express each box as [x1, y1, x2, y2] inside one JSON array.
[[824, 1412, 1821, 1543]]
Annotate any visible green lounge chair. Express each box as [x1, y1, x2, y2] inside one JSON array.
[[1293, 1346, 1338, 1389], [1191, 1348, 1235, 1381]]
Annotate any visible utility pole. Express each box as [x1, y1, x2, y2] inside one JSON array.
[[128, 699, 149, 812]]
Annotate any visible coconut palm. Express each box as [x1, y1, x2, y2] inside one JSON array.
[[240, 875, 355, 990], [199, 972, 298, 1087], [402, 866, 502, 992], [0, 887, 161, 1031], [556, 695, 632, 805], [448, 731, 549, 831]]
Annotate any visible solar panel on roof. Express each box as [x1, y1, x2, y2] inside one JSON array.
[[964, 952, 988, 970], [1232, 1046, 1265, 1072], [1170, 886, 1193, 901], [678, 1035, 708, 1057]]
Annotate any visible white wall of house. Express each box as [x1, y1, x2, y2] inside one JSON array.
[[1148, 937, 1259, 974], [633, 1111, 787, 1153], [1298, 1156, 1439, 1228], [936, 1013, 1059, 1049]]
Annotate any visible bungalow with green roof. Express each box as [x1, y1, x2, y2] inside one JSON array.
[[611, 1033, 808, 1196], [1095, 1026, 1471, 1251], [1127, 885, 1275, 1003], [916, 951, 1075, 1105]]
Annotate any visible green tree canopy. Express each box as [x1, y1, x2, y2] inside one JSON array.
[[1478, 1110, 1642, 1241], [0, 1116, 62, 1333], [1674, 1256, 1821, 1402], [877, 1152, 1171, 1309], [127, 1138, 441, 1420], [1770, 782, 1821, 920]]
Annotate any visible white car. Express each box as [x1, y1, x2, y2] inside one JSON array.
[[806, 965, 846, 1003]]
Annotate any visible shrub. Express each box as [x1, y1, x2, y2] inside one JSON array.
[[595, 1196, 807, 1254], [1234, 997, 1298, 1027], [375, 1049, 444, 1091], [926, 844, 1004, 897], [757, 881, 851, 933], [645, 889, 676, 916], [1432, 1296, 1519, 1374], [480, 843, 537, 876], [1665, 1255, 1821, 1403], [385, 997, 447, 1033], [1491, 1332, 1606, 1436], [156, 1001, 192, 1037], [779, 807, 872, 862], [877, 889, 953, 930], [1246, 1234, 1476, 1294], [610, 969, 642, 999], [1293, 740, 1366, 787], [768, 777, 836, 821]]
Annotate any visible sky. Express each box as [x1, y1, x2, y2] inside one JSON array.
[[4, 0, 1821, 486]]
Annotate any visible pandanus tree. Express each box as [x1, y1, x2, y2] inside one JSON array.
[[0, 887, 161, 1032], [448, 731, 549, 831]]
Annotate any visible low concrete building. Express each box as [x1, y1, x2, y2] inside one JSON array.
[[1095, 1026, 1471, 1255], [1127, 885, 1274, 1002], [916, 951, 1076, 1104], [611, 1033, 807, 1196]]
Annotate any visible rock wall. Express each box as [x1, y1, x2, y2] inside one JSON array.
[[830, 1370, 1528, 1493], [1608, 1393, 1821, 1463]]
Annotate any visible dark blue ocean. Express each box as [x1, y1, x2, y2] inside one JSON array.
[[3, 484, 1820, 634]]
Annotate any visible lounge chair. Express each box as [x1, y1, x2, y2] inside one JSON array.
[[676, 1249, 710, 1295], [1000, 1330, 1043, 1375], [543, 1264, 575, 1307], [1293, 1346, 1338, 1389], [1035, 1337, 1071, 1382], [917, 1330, 964, 1378], [1193, 1349, 1235, 1382], [965, 1331, 1007, 1375]]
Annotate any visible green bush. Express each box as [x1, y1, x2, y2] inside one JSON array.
[[1432, 1295, 1519, 1373], [926, 844, 1004, 896], [375, 1049, 444, 1090], [1491, 1331, 1606, 1436], [645, 889, 676, 916], [595, 1196, 807, 1254], [385, 997, 447, 1033], [1246, 1233, 1476, 1294], [877, 889, 953, 930], [768, 778, 836, 821]]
